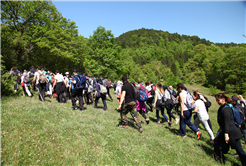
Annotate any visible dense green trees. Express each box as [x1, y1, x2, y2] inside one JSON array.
[[84, 26, 124, 80], [1, 1, 245, 96]]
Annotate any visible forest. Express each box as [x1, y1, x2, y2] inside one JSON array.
[[1, 1, 246, 96]]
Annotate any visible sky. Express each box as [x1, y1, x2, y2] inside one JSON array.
[[52, 1, 246, 44]]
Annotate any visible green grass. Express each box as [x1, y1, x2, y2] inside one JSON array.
[[1, 84, 245, 165]]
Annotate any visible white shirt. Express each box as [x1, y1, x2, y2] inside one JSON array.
[[55, 74, 64, 83], [180, 90, 188, 111], [195, 99, 209, 120], [146, 85, 152, 92], [164, 89, 171, 101], [64, 77, 69, 87], [34, 71, 41, 85], [156, 90, 163, 100], [115, 86, 122, 96]]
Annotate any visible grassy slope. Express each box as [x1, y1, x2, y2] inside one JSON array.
[[1, 84, 245, 165]]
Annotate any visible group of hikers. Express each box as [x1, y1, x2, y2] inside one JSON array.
[[8, 66, 246, 165]]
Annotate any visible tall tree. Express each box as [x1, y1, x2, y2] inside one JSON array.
[[1, 1, 81, 72], [84, 26, 124, 80]]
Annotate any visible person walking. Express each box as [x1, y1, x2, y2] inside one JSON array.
[[145, 81, 154, 112], [102, 76, 113, 101], [84, 77, 94, 105], [231, 96, 246, 146], [94, 77, 107, 111], [52, 70, 67, 103], [117, 76, 143, 133], [176, 83, 202, 139], [21, 70, 32, 97], [213, 93, 246, 165], [32, 66, 48, 102], [70, 69, 85, 111], [153, 83, 172, 126], [163, 85, 179, 126], [192, 91, 214, 142]]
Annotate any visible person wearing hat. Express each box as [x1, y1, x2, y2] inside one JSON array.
[[231, 96, 246, 145]]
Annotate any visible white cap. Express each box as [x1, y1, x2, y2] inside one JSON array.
[[65, 72, 69, 75], [169, 85, 173, 89]]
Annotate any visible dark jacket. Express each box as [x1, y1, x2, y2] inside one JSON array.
[[217, 104, 242, 140]]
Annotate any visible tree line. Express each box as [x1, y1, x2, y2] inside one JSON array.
[[1, 1, 246, 96]]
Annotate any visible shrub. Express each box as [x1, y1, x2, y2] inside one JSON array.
[[209, 85, 218, 96]]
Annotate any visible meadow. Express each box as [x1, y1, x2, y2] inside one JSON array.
[[1, 84, 245, 165]]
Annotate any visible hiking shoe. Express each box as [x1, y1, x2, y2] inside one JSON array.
[[138, 128, 143, 133], [71, 107, 77, 110], [80, 108, 84, 111], [119, 125, 128, 129], [178, 135, 187, 138], [168, 122, 172, 127], [146, 119, 149, 125], [93, 106, 97, 109], [175, 118, 180, 125], [197, 132, 202, 140]]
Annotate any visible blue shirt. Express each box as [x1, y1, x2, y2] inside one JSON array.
[[46, 75, 52, 82], [69, 79, 74, 90]]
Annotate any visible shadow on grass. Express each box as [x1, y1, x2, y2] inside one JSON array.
[[117, 118, 138, 129], [195, 144, 241, 166]]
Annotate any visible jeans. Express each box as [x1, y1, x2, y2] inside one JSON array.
[[180, 109, 199, 136], [37, 83, 46, 101], [156, 107, 169, 122]]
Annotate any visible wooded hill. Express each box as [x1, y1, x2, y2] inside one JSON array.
[[1, 1, 246, 96], [114, 28, 246, 95]]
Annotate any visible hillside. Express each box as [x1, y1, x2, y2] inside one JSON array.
[[114, 28, 240, 49], [1, 85, 245, 165]]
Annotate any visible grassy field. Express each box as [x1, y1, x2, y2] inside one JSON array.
[[1, 84, 245, 165]]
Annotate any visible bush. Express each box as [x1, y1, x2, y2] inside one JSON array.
[[1, 73, 22, 96], [209, 85, 219, 96]]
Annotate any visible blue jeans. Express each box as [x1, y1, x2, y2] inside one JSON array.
[[180, 109, 199, 136], [156, 107, 169, 122]]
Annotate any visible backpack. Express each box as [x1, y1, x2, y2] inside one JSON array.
[[150, 88, 155, 96], [203, 96, 212, 109], [39, 71, 47, 84], [222, 104, 242, 127], [74, 74, 86, 89], [130, 83, 140, 101], [185, 91, 196, 110], [234, 104, 245, 122], [106, 80, 111, 88], [138, 88, 148, 102], [99, 84, 107, 94], [24, 76, 30, 84], [171, 94, 178, 104]]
